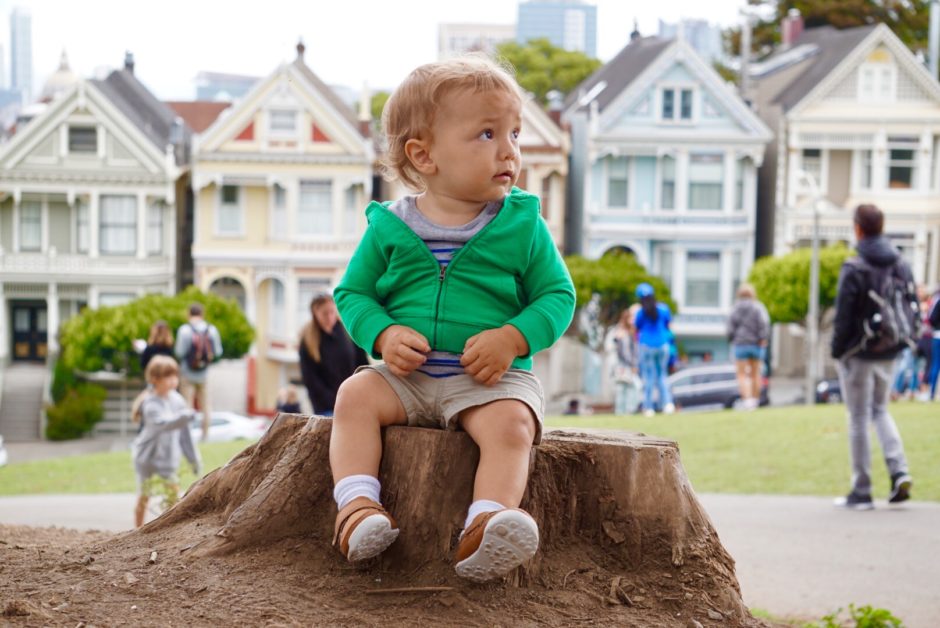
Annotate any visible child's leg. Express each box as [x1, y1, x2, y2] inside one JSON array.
[[134, 495, 148, 528], [329, 370, 408, 562], [458, 399, 536, 507]]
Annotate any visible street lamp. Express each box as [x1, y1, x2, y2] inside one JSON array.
[[796, 170, 824, 406]]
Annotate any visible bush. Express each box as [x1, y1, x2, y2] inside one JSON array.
[[45, 384, 107, 441], [58, 286, 254, 377], [50, 359, 79, 404]]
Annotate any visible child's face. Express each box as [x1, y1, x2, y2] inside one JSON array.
[[423, 87, 522, 204], [153, 373, 178, 395]]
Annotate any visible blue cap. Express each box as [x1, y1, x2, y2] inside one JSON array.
[[635, 282, 654, 298]]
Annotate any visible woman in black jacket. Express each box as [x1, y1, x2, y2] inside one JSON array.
[[298, 294, 369, 416], [140, 320, 175, 373]]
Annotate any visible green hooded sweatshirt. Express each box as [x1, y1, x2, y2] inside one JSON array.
[[335, 188, 575, 371]]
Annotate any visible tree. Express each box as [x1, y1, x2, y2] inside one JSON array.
[[747, 244, 854, 326], [496, 38, 602, 106], [370, 91, 390, 127], [58, 285, 254, 376], [564, 251, 675, 349], [725, 0, 932, 70]]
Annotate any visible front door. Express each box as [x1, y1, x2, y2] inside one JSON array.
[[11, 302, 47, 362]]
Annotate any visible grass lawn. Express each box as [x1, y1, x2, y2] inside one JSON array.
[[0, 440, 250, 496], [545, 401, 939, 502], [0, 402, 936, 501]]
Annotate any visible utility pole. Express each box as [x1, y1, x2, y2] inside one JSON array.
[[799, 171, 823, 406]]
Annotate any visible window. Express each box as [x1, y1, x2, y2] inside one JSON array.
[[661, 156, 675, 210], [297, 279, 330, 334], [218, 185, 242, 235], [540, 176, 552, 220], [686, 251, 721, 307], [99, 293, 135, 307], [268, 279, 286, 336], [344, 185, 359, 236], [801, 149, 822, 187], [298, 180, 333, 235], [19, 201, 41, 251], [147, 201, 163, 255], [859, 150, 873, 189], [269, 110, 297, 134], [68, 126, 97, 154], [661, 88, 693, 121], [76, 198, 89, 253], [858, 62, 895, 102], [271, 184, 287, 239], [731, 250, 743, 300], [887, 136, 918, 189], [607, 157, 629, 207], [688, 154, 724, 210], [734, 158, 746, 211], [657, 247, 673, 291], [99, 195, 137, 255]]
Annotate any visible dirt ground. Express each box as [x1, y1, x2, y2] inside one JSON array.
[[0, 521, 769, 627]]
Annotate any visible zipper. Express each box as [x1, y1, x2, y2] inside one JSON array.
[[433, 265, 446, 348]]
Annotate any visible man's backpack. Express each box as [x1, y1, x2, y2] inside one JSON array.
[[848, 257, 921, 356], [929, 293, 940, 329], [186, 325, 214, 371]]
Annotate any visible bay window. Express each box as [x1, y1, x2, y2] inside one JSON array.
[[99, 195, 136, 255], [688, 154, 723, 210]]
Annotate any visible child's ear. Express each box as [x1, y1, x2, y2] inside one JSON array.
[[404, 138, 436, 175]]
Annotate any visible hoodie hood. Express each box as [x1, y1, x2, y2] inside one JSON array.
[[857, 235, 900, 268]]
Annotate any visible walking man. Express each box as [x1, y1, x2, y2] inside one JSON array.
[[831, 204, 915, 510], [175, 303, 223, 441]]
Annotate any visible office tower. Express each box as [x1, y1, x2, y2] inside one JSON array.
[[517, 0, 597, 57], [438, 23, 516, 59], [10, 7, 33, 103], [658, 19, 723, 64]]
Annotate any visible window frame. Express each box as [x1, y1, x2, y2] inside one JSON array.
[[68, 125, 98, 155], [886, 136, 918, 190], [147, 200, 164, 255], [606, 156, 630, 209], [685, 250, 722, 308], [659, 86, 695, 123], [687, 153, 724, 211], [216, 184, 244, 237], [19, 200, 42, 252], [297, 179, 334, 236], [268, 109, 298, 136], [99, 195, 138, 256]]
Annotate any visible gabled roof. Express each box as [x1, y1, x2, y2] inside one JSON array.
[[91, 68, 190, 163], [290, 57, 364, 136], [756, 25, 877, 111], [167, 100, 231, 133], [563, 36, 673, 113]]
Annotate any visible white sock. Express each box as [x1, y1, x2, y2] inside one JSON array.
[[333, 474, 381, 510], [464, 499, 505, 529]]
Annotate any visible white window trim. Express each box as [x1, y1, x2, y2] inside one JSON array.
[[267, 108, 299, 137], [686, 152, 726, 213], [603, 155, 631, 210], [67, 124, 99, 156], [147, 200, 164, 256], [857, 62, 897, 104], [295, 179, 335, 240], [216, 184, 245, 238], [657, 83, 697, 125], [683, 249, 723, 311], [16, 198, 45, 252], [98, 194, 139, 256]]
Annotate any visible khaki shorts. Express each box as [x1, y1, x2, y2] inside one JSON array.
[[358, 364, 545, 445]]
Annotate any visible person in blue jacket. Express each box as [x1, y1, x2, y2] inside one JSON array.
[[633, 283, 675, 417]]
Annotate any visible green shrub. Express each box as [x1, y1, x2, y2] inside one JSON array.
[[50, 359, 79, 404], [58, 286, 254, 377], [44, 384, 107, 441]]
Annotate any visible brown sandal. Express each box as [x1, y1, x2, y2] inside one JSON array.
[[333, 496, 399, 562]]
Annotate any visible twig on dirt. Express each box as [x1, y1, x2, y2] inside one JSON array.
[[579, 587, 619, 606], [364, 586, 454, 595], [403, 560, 431, 578], [562, 568, 577, 588]]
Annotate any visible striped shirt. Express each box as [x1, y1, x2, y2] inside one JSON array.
[[388, 195, 503, 377]]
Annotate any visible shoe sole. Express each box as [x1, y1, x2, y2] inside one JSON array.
[[833, 499, 875, 511], [346, 514, 399, 562], [888, 477, 912, 504], [455, 510, 539, 583]]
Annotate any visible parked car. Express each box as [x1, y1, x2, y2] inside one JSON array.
[[667, 362, 770, 411], [815, 378, 842, 404], [0, 434, 7, 467], [190, 412, 270, 444]]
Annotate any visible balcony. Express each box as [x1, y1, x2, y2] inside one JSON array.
[[0, 251, 173, 280]]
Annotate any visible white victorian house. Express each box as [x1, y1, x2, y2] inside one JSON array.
[[563, 35, 772, 360], [0, 55, 186, 366]]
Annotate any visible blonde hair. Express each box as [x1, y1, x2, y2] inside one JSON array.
[[381, 54, 523, 190], [301, 294, 335, 363], [147, 320, 173, 347], [131, 355, 180, 423], [736, 283, 757, 300]]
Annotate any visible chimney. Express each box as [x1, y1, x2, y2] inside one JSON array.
[[124, 50, 135, 74], [782, 8, 804, 47], [296, 39, 306, 62]]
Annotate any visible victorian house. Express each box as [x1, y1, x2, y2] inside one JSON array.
[[189, 43, 373, 414], [751, 20, 940, 375], [563, 35, 771, 361], [0, 54, 186, 367]]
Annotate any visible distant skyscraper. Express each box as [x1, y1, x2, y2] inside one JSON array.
[[438, 23, 516, 60], [0, 43, 6, 89], [10, 7, 33, 104], [517, 1, 597, 58], [195, 71, 260, 101], [658, 19, 723, 64]]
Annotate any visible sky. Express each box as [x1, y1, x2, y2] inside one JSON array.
[[1, 0, 749, 101]]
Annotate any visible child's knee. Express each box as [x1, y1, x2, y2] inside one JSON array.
[[499, 402, 538, 447], [334, 371, 388, 415]]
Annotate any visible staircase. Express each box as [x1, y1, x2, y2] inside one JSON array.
[[0, 363, 47, 442]]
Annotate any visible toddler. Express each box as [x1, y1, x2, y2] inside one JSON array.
[[331, 55, 575, 581], [130, 355, 201, 527]]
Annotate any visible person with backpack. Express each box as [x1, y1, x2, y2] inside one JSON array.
[[831, 204, 916, 510], [926, 285, 940, 400], [174, 303, 223, 442]]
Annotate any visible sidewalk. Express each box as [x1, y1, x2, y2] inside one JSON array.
[[1, 492, 937, 627]]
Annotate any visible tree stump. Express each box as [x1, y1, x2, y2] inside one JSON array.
[[143, 414, 754, 624]]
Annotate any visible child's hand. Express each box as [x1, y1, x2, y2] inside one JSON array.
[[461, 325, 529, 386], [376, 325, 430, 377]]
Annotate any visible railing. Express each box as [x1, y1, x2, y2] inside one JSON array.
[[589, 211, 750, 227], [0, 252, 173, 276]]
